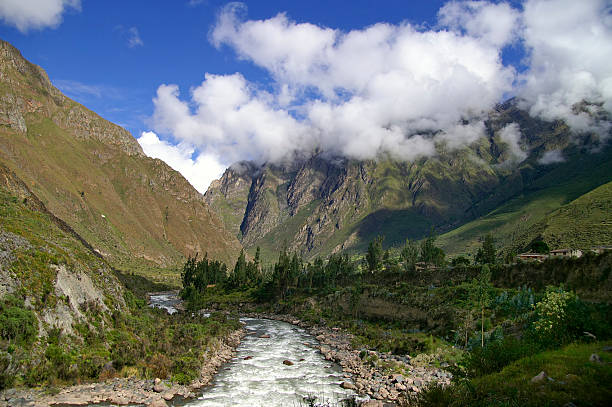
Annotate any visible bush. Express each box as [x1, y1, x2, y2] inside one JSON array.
[[171, 355, 199, 384], [0, 351, 15, 390], [45, 344, 72, 380], [462, 336, 540, 378], [0, 296, 38, 347], [147, 353, 171, 379]]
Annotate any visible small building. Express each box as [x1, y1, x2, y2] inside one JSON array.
[[517, 253, 548, 262], [591, 246, 612, 255], [550, 248, 583, 258]]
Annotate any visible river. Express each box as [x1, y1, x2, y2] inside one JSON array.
[[149, 294, 358, 407]]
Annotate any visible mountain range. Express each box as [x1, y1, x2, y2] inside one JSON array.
[[1, 37, 610, 274], [205, 100, 611, 262]]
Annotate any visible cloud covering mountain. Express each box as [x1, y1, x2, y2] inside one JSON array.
[[139, 0, 612, 193]]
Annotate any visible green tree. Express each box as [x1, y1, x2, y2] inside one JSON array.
[[366, 236, 384, 272], [401, 239, 419, 272], [472, 265, 493, 347], [527, 239, 550, 254], [419, 234, 445, 266], [475, 234, 497, 265]]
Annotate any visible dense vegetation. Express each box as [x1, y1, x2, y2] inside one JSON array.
[[181, 234, 612, 406]]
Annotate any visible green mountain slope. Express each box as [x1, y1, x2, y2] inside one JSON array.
[[0, 40, 242, 277], [437, 146, 612, 256]]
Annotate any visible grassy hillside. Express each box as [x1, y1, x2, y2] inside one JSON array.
[[416, 341, 612, 407], [437, 146, 612, 256], [0, 40, 242, 281]]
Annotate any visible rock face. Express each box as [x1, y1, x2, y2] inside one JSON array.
[[0, 40, 242, 270], [205, 99, 611, 261]]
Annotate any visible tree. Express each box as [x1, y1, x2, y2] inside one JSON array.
[[527, 239, 550, 254], [419, 234, 445, 266], [227, 249, 247, 288], [475, 234, 497, 265], [472, 265, 493, 347], [451, 255, 471, 267], [400, 239, 419, 272], [366, 236, 384, 272]]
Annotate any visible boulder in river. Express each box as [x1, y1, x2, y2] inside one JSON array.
[[260, 334, 271, 338], [340, 381, 356, 390], [283, 360, 294, 366]]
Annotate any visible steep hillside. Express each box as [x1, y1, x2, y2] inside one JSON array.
[[437, 146, 612, 256], [205, 101, 611, 262], [0, 165, 127, 385], [0, 40, 242, 275]]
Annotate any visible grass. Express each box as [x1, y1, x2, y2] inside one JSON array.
[[415, 341, 612, 407], [437, 147, 612, 256]]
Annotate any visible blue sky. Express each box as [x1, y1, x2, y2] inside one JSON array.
[[0, 0, 463, 134], [1, 1, 610, 193]]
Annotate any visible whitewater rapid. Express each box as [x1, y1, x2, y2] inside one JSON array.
[[148, 294, 357, 407]]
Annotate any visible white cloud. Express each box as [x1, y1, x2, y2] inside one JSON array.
[[151, 2, 515, 169], [498, 123, 527, 162], [538, 149, 565, 165], [519, 0, 612, 134], [438, 1, 520, 47], [137, 131, 225, 193], [0, 0, 80, 32], [147, 1, 612, 190]]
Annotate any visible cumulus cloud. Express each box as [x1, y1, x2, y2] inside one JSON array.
[[438, 0, 520, 47], [146, 0, 612, 190], [137, 131, 225, 194], [151, 1, 515, 168], [0, 0, 80, 32], [519, 0, 612, 134]]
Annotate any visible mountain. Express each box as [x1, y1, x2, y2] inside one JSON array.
[[0, 40, 242, 278], [205, 100, 612, 262], [0, 163, 128, 383]]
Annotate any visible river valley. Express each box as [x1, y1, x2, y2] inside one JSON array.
[[149, 294, 358, 407]]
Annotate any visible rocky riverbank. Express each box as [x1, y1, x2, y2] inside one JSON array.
[[0, 329, 244, 407], [242, 312, 452, 406]]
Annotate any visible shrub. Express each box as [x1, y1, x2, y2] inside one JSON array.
[[45, 344, 72, 380], [147, 353, 171, 379], [462, 336, 540, 378], [0, 296, 38, 347], [0, 351, 15, 390]]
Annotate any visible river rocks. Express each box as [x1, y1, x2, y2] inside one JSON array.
[[360, 401, 383, 407], [589, 353, 602, 363], [531, 371, 548, 383], [0, 328, 246, 407], [260, 334, 271, 338], [341, 381, 356, 390], [244, 355, 253, 360], [391, 374, 404, 383], [283, 360, 294, 366]]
